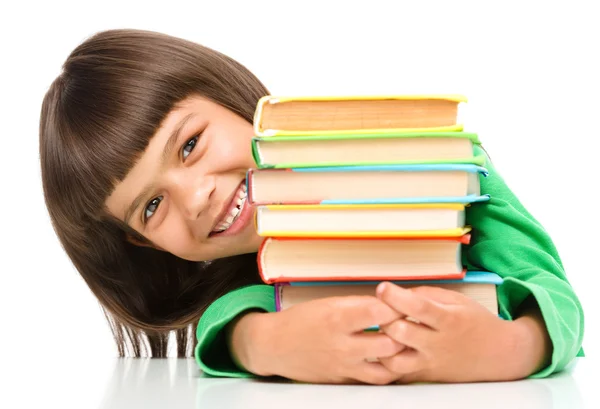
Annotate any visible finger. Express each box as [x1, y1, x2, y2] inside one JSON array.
[[379, 348, 424, 378], [334, 296, 401, 332], [354, 332, 407, 358], [376, 282, 446, 329], [379, 318, 433, 349], [352, 361, 398, 385], [410, 286, 465, 304]]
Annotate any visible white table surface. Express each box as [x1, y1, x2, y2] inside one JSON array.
[[9, 357, 596, 408]]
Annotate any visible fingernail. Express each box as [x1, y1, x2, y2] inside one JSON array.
[[376, 282, 387, 297]]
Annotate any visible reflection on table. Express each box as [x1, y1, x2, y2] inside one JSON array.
[[98, 358, 590, 409]]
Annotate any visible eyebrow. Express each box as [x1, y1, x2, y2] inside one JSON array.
[[123, 113, 197, 226]]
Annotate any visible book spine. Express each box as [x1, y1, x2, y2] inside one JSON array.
[[256, 237, 271, 284], [251, 195, 490, 206], [260, 269, 467, 284], [253, 96, 272, 137], [288, 271, 503, 287], [250, 138, 264, 168], [246, 169, 256, 205], [257, 227, 472, 239], [274, 283, 285, 312], [265, 155, 487, 169], [265, 235, 471, 243]]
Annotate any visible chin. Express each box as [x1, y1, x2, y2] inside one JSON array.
[[175, 231, 263, 262], [228, 241, 263, 258]]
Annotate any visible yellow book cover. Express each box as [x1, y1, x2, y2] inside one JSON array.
[[255, 203, 472, 238], [254, 94, 467, 137]]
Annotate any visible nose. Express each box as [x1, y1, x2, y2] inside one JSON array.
[[172, 173, 216, 221]]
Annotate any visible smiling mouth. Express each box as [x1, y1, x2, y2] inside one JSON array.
[[210, 181, 248, 235]]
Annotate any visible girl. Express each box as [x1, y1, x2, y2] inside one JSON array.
[[39, 29, 584, 385]]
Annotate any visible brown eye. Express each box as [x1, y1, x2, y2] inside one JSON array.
[[182, 135, 199, 159], [144, 196, 163, 221]]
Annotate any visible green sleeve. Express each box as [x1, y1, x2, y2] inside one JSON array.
[[464, 145, 585, 378], [194, 284, 275, 377]]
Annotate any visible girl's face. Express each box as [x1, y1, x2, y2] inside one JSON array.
[[106, 95, 263, 261]]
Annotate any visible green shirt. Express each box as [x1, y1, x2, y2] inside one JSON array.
[[194, 145, 585, 378]]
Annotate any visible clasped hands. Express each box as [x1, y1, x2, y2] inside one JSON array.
[[232, 283, 540, 384], [370, 282, 520, 384]]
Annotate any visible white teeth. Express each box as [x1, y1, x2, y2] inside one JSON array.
[[212, 181, 248, 233]]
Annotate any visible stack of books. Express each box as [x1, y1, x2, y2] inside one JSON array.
[[246, 95, 502, 318]]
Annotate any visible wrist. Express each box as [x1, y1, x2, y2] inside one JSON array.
[[227, 311, 275, 376]]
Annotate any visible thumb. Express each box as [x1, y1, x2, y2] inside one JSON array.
[[334, 296, 400, 333], [410, 286, 464, 304]]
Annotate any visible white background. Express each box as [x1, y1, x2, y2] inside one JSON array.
[[1, 0, 598, 407]]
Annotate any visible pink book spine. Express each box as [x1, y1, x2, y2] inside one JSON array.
[[274, 283, 289, 312]]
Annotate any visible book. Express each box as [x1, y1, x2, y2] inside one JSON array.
[[247, 164, 488, 206], [258, 235, 470, 284], [252, 132, 484, 169], [275, 271, 503, 316], [255, 203, 471, 238], [253, 95, 467, 137]]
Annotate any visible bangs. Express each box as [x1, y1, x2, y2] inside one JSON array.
[[43, 29, 261, 222]]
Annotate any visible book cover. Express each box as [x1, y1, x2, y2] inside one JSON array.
[[254, 94, 467, 137], [258, 235, 471, 284], [251, 131, 485, 169], [255, 203, 472, 238], [274, 271, 503, 314], [247, 164, 489, 206]]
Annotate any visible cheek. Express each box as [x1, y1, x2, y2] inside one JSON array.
[[150, 222, 196, 259], [215, 121, 256, 165], [215, 136, 254, 167]]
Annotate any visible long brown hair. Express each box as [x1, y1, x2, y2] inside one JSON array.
[[39, 29, 269, 357]]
